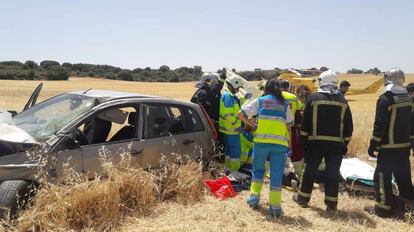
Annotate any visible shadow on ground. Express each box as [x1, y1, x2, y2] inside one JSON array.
[[309, 205, 377, 229]]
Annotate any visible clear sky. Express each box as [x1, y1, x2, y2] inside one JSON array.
[[0, 0, 413, 72]]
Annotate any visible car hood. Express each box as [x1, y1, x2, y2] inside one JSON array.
[[0, 123, 37, 158]]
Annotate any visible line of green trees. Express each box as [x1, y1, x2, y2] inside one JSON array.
[[0, 60, 203, 82]]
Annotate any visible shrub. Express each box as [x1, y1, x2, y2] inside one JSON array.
[[24, 60, 38, 69], [40, 60, 60, 70], [46, 66, 69, 80], [116, 70, 133, 81]]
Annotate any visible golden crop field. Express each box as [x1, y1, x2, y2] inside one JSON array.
[[0, 74, 413, 231]]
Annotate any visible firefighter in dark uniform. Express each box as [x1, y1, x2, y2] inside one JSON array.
[[293, 70, 353, 211], [365, 68, 414, 218], [190, 72, 219, 114]]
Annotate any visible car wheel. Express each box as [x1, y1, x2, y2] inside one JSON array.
[[0, 180, 30, 220]]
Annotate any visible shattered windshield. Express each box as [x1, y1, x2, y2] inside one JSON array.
[[13, 94, 96, 141]]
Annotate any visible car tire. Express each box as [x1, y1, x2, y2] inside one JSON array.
[[0, 180, 30, 220]]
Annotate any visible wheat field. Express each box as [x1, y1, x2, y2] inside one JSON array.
[[0, 74, 413, 231]]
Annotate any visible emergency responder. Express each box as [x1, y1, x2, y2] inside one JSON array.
[[339, 80, 351, 96], [290, 85, 312, 178], [365, 68, 414, 218], [219, 74, 243, 171], [190, 72, 219, 117], [238, 78, 293, 217], [293, 70, 353, 211]]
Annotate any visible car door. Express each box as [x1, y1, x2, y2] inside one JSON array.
[[23, 83, 43, 112], [139, 104, 206, 168], [51, 104, 144, 179]]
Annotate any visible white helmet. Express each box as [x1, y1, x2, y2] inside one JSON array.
[[318, 70, 338, 87], [226, 74, 244, 89], [384, 68, 405, 86]]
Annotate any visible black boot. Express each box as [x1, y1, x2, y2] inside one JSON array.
[[364, 205, 392, 218], [292, 194, 309, 208]]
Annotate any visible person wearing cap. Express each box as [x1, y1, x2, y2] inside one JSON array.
[[365, 68, 414, 218], [292, 70, 353, 212], [219, 74, 243, 171], [339, 80, 351, 96]]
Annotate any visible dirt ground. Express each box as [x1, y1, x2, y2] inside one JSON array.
[[0, 74, 413, 231]]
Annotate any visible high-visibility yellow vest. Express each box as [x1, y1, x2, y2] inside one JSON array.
[[282, 91, 298, 124], [254, 95, 289, 147], [219, 89, 241, 135]]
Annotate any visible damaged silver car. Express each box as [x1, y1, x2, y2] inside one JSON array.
[[0, 84, 217, 218]]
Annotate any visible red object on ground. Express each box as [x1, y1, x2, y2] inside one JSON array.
[[204, 176, 237, 200]]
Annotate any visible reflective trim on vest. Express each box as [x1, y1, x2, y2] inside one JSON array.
[[254, 95, 289, 146], [219, 126, 239, 135], [300, 130, 308, 136], [257, 115, 286, 122], [410, 135, 414, 139], [255, 133, 288, 141]]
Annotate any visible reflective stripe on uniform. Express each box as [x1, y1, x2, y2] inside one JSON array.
[[381, 143, 411, 149], [257, 115, 286, 122], [387, 102, 413, 145], [250, 181, 263, 196], [344, 136, 352, 142], [410, 135, 414, 140], [325, 196, 338, 202], [311, 100, 348, 141], [378, 172, 389, 210], [269, 189, 282, 207], [371, 136, 382, 142], [300, 130, 308, 136], [255, 133, 288, 141], [298, 191, 311, 198], [308, 135, 344, 143]]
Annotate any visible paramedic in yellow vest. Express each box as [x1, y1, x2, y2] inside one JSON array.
[[219, 75, 244, 171], [238, 78, 293, 218]]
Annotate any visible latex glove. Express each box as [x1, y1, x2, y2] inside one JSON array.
[[368, 140, 380, 158], [286, 149, 293, 158]]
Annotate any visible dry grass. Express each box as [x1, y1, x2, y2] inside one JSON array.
[[0, 74, 414, 231], [13, 154, 204, 231]]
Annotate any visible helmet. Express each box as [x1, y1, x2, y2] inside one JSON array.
[[384, 68, 405, 86], [226, 74, 244, 89], [195, 72, 219, 88], [318, 70, 338, 87]]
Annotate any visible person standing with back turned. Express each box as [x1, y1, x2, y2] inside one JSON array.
[[292, 70, 353, 211], [365, 68, 414, 218], [238, 79, 293, 217]]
